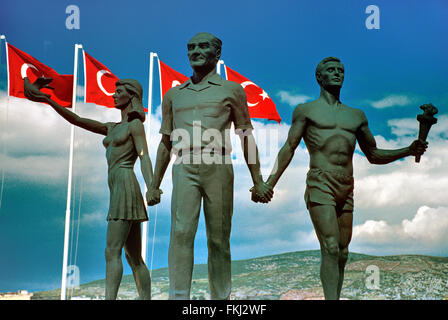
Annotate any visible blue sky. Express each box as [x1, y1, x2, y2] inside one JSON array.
[[0, 0, 447, 294]]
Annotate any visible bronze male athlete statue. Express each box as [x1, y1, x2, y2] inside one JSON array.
[[266, 57, 428, 300]]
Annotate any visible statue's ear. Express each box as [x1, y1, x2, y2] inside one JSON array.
[[315, 71, 322, 86], [215, 47, 221, 61]]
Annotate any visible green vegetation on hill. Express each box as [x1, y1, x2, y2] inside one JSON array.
[[32, 250, 448, 300]]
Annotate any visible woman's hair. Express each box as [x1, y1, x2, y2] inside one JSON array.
[[115, 79, 146, 122]]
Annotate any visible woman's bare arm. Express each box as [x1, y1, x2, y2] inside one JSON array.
[[24, 77, 108, 135]]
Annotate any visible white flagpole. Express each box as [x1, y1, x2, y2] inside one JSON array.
[[0, 35, 8, 212], [4, 36, 9, 96], [217, 59, 224, 75], [221, 60, 228, 80], [61, 43, 81, 300], [142, 52, 156, 263], [0, 35, 5, 80]]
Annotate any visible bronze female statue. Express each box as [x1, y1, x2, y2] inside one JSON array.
[[24, 76, 153, 300]]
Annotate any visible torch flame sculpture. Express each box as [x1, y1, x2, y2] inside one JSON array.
[[416, 103, 438, 163]]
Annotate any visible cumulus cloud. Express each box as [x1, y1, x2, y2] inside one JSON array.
[[81, 211, 104, 227], [352, 206, 448, 255], [276, 90, 312, 107], [0, 96, 109, 193], [353, 115, 448, 210], [388, 115, 448, 139], [368, 94, 414, 109], [1, 91, 447, 259]]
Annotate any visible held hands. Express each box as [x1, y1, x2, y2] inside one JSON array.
[[250, 181, 274, 204], [409, 139, 428, 157], [24, 77, 54, 102], [146, 186, 163, 206]]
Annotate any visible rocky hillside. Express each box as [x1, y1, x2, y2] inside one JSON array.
[[32, 250, 448, 300]]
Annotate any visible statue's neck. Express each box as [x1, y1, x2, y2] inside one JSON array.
[[191, 66, 217, 84], [120, 102, 133, 122], [319, 86, 341, 106]]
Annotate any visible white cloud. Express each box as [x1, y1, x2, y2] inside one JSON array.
[[81, 211, 105, 227], [2, 91, 447, 258], [369, 94, 414, 109], [352, 206, 448, 255], [402, 206, 448, 243], [353, 116, 448, 210], [388, 115, 448, 139], [276, 90, 312, 107], [0, 96, 112, 193]]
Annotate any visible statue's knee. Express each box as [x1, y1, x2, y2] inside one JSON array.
[[105, 247, 121, 262], [207, 236, 230, 254], [339, 247, 349, 261], [173, 225, 195, 245], [322, 237, 339, 257], [125, 251, 143, 268]]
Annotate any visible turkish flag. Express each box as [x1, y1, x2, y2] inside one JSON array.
[[83, 51, 118, 108], [158, 59, 188, 99], [224, 65, 281, 123], [7, 43, 73, 107]]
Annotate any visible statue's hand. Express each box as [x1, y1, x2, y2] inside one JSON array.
[[147, 186, 163, 206], [24, 77, 54, 102], [409, 139, 428, 157], [250, 182, 274, 204]]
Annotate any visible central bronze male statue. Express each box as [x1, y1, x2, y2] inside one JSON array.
[[266, 57, 428, 300], [147, 32, 273, 299]]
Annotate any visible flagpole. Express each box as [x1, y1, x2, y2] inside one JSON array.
[[221, 61, 228, 80], [4, 36, 9, 95], [0, 35, 8, 212], [217, 60, 224, 75], [61, 43, 81, 300], [0, 35, 5, 80], [142, 52, 156, 263]]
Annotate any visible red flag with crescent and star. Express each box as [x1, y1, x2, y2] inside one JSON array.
[[224, 65, 281, 123], [6, 43, 74, 107], [83, 51, 119, 108], [158, 59, 189, 99]]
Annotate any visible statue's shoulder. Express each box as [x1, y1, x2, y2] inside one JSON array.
[[293, 100, 317, 114], [291, 100, 316, 121], [343, 104, 367, 118], [164, 84, 183, 100], [341, 104, 368, 126], [222, 79, 244, 93]]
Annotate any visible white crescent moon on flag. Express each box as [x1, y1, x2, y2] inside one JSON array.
[[240, 81, 259, 107], [20, 63, 38, 79], [171, 80, 181, 88], [97, 70, 115, 96]]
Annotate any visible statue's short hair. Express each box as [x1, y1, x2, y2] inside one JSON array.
[[315, 57, 343, 85], [190, 32, 222, 53]]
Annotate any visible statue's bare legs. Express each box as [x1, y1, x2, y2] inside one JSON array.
[[309, 204, 353, 300]]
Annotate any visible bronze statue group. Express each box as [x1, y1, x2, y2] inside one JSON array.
[[24, 32, 430, 300]]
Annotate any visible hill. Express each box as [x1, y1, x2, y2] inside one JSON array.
[[32, 250, 448, 300]]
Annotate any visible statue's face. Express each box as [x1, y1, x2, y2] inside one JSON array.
[[187, 35, 219, 71], [113, 85, 131, 109], [318, 61, 344, 88]]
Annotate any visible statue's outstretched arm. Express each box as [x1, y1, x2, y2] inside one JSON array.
[[356, 110, 427, 164], [24, 77, 108, 136]]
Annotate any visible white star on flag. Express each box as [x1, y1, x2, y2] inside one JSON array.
[[260, 90, 270, 100]]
